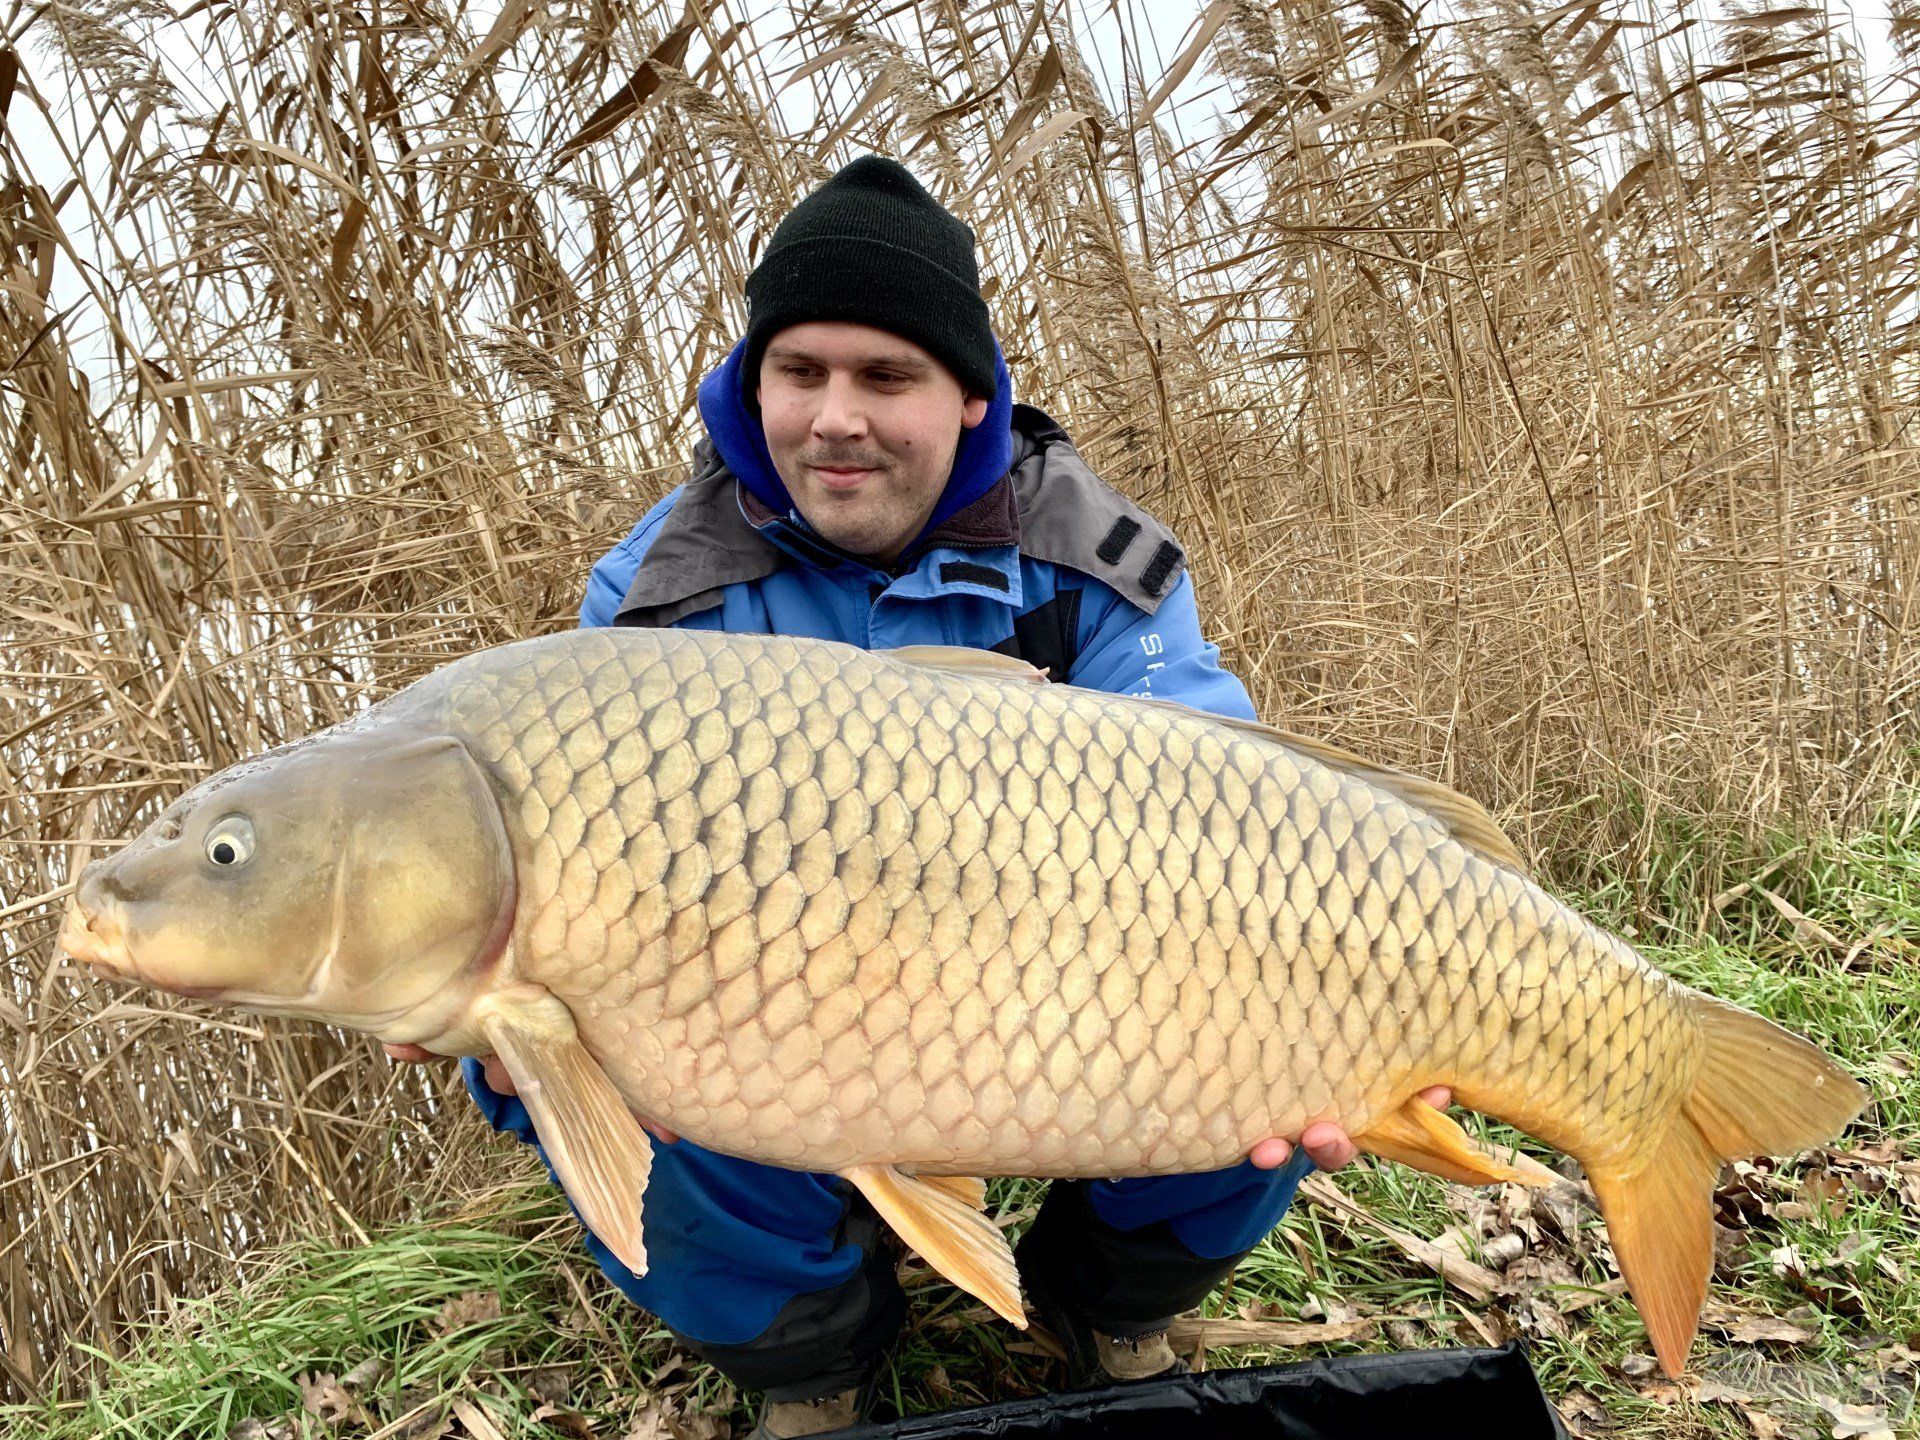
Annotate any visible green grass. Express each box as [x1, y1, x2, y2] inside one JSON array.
[[7, 802, 1917, 1439]]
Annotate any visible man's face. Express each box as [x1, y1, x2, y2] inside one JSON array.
[[757, 321, 991, 564]]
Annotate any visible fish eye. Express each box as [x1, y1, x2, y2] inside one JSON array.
[[205, 816, 256, 868]]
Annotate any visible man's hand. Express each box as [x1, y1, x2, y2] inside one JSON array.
[[1247, 1086, 1453, 1171], [382, 1042, 681, 1145]]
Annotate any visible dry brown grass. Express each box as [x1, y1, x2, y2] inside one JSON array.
[[1, 0, 1915, 1404]]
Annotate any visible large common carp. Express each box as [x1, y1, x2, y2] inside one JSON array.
[[59, 627, 1863, 1375]]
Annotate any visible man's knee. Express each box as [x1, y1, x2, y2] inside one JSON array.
[[1019, 1158, 1313, 1333], [578, 1149, 906, 1397], [666, 1208, 905, 1402]]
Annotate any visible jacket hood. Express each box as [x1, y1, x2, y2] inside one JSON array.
[[694, 334, 1016, 552]]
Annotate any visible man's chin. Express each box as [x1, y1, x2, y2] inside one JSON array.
[[798, 511, 904, 561]]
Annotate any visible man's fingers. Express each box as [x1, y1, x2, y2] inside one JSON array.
[[383, 1042, 434, 1062], [1420, 1085, 1453, 1110], [1247, 1136, 1293, 1170], [636, 1115, 681, 1145], [1299, 1120, 1358, 1171], [480, 1055, 518, 1096]]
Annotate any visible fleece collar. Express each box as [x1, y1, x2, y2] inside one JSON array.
[[694, 334, 1016, 554]]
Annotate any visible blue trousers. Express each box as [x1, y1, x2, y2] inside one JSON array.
[[463, 1059, 1314, 1399]]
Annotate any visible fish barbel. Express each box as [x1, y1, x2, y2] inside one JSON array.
[[59, 627, 1864, 1374]]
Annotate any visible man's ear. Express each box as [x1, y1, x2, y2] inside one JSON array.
[[960, 395, 990, 428]]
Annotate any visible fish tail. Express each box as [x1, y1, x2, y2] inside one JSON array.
[[1585, 995, 1864, 1378]]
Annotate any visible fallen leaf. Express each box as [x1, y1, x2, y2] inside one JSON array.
[[1695, 1374, 1757, 1406], [1833, 1141, 1900, 1166], [1898, 1168, 1920, 1215], [528, 1403, 595, 1437], [1454, 1307, 1506, 1347], [340, 1356, 388, 1390], [1385, 1318, 1424, 1348], [1530, 1180, 1591, 1240], [1798, 1167, 1847, 1214], [435, 1291, 503, 1334], [1482, 1232, 1527, 1268], [1515, 1295, 1570, 1341], [619, 1411, 673, 1440], [298, 1371, 366, 1428], [1628, 1376, 1689, 1406], [1166, 1315, 1375, 1348], [390, 1387, 453, 1439], [528, 1364, 574, 1407], [1816, 1398, 1893, 1439], [1618, 1353, 1660, 1378], [1717, 1162, 1777, 1227], [1868, 1343, 1918, 1374], [1557, 1386, 1613, 1437], [1730, 1316, 1819, 1346], [450, 1396, 509, 1440]]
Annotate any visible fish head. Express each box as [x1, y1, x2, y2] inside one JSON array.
[[59, 728, 515, 1030]]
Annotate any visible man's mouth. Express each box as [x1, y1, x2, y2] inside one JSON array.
[[809, 462, 880, 491]]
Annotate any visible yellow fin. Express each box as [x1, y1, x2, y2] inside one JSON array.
[[1357, 1096, 1558, 1187], [479, 990, 654, 1278], [1585, 994, 1863, 1377], [1586, 1120, 1719, 1378], [1125, 695, 1528, 874], [878, 645, 1051, 685], [1681, 994, 1866, 1157], [913, 1173, 989, 1210], [843, 1164, 1025, 1328]]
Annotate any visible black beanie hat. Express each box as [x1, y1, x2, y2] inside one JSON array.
[[742, 155, 997, 405]]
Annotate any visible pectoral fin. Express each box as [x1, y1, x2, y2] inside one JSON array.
[[844, 1165, 1025, 1327], [1356, 1096, 1559, 1188], [478, 990, 654, 1276]]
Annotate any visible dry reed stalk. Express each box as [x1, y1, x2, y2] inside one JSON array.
[[0, 0, 1914, 1401]]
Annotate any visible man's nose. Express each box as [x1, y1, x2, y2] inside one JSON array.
[[812, 373, 868, 439]]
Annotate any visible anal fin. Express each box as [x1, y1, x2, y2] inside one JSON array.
[[844, 1164, 1025, 1328], [1357, 1096, 1559, 1188], [479, 990, 655, 1277]]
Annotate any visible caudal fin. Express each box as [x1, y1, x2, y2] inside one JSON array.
[[1586, 996, 1865, 1377]]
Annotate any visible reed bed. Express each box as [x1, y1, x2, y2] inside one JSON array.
[[0, 0, 1915, 1404]]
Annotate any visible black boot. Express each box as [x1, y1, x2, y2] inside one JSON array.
[[1014, 1231, 1191, 1390]]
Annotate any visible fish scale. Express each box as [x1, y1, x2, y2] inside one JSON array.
[[64, 623, 1865, 1376], [440, 627, 1681, 1177]]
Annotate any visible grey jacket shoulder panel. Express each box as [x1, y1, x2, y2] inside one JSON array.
[[1008, 404, 1187, 616], [612, 440, 781, 627]]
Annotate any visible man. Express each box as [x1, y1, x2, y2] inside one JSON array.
[[387, 155, 1447, 1438]]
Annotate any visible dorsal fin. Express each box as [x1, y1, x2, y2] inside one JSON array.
[[1129, 696, 1530, 875], [879, 645, 1051, 685]]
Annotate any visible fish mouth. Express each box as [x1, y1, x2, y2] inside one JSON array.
[[57, 897, 136, 984], [57, 895, 232, 1002]]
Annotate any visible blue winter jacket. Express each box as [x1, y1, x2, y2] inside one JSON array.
[[461, 336, 1314, 1343]]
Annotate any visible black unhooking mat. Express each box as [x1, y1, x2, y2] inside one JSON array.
[[837, 1341, 1570, 1440]]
